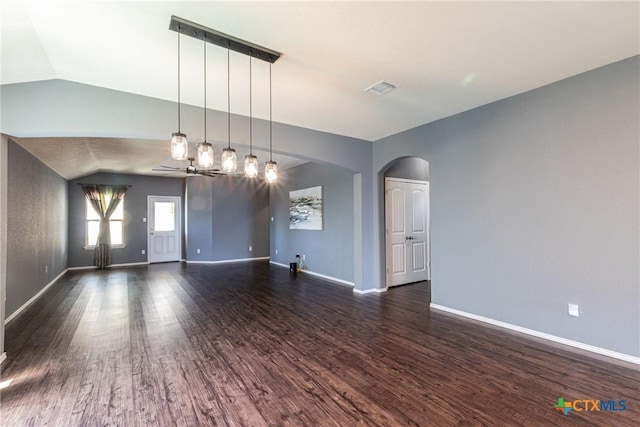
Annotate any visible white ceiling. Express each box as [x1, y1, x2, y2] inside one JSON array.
[[1, 1, 639, 178]]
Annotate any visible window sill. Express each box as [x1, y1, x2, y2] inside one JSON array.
[[84, 244, 126, 251]]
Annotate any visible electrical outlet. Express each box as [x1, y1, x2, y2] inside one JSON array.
[[141, 249, 145, 255], [45, 265, 48, 273], [302, 254, 306, 261], [197, 248, 200, 254], [275, 249, 278, 255], [271, 217, 274, 222], [249, 245, 253, 252], [568, 303, 580, 317], [143, 217, 147, 223]]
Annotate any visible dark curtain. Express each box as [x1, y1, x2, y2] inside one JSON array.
[[80, 184, 129, 269]]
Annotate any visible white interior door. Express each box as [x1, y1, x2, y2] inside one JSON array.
[[148, 196, 181, 263], [385, 178, 429, 287]]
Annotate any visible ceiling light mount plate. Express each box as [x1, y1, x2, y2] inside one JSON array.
[[169, 15, 281, 63], [365, 80, 399, 96]]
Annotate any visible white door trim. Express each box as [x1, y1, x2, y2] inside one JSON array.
[[147, 195, 182, 263], [385, 177, 430, 287], [386, 177, 429, 185]]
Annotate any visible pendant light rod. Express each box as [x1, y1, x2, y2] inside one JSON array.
[[244, 53, 259, 178], [269, 62, 273, 161], [227, 47, 231, 149], [177, 26, 182, 132], [203, 37, 207, 141], [221, 43, 237, 174], [249, 54, 253, 155], [169, 16, 281, 63], [170, 24, 188, 161]]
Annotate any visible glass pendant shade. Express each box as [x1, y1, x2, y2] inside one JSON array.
[[171, 132, 188, 160], [244, 154, 259, 178], [221, 148, 237, 172], [197, 142, 214, 168], [265, 161, 278, 184]]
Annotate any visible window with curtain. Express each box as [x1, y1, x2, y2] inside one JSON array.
[[85, 196, 124, 247], [80, 183, 129, 269]]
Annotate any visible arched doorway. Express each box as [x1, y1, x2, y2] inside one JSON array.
[[380, 157, 430, 288]]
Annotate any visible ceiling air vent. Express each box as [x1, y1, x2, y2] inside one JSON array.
[[364, 80, 399, 96]]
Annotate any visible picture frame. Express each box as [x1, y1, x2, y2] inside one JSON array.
[[289, 186, 323, 230]]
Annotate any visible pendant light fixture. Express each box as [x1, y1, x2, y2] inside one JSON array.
[[167, 16, 281, 175], [170, 25, 188, 161], [220, 47, 237, 173], [244, 53, 259, 178], [264, 63, 278, 184], [197, 37, 214, 168]]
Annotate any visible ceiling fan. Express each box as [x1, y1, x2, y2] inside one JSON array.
[[152, 157, 226, 177]]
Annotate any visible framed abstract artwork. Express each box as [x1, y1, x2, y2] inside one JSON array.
[[289, 186, 323, 230]]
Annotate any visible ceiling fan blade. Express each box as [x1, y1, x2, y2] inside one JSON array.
[[152, 172, 187, 177], [197, 171, 221, 177], [152, 168, 183, 173]]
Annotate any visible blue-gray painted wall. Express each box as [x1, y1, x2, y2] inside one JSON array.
[[186, 176, 270, 262], [1, 56, 638, 359], [67, 173, 184, 267], [0, 79, 374, 290], [270, 162, 355, 283], [6, 140, 68, 316], [385, 157, 429, 181], [66, 172, 269, 267], [0, 135, 9, 357], [373, 56, 640, 357]]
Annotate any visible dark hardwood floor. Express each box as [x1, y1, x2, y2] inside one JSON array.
[[1, 261, 638, 426]]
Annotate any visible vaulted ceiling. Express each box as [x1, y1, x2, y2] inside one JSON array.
[[2, 1, 638, 178]]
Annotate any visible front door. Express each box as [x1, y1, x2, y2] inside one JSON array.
[[385, 178, 429, 287], [148, 196, 181, 263]]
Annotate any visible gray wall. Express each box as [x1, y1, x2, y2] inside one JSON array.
[[186, 176, 270, 261], [373, 56, 640, 357], [270, 162, 355, 283], [1, 80, 375, 290], [6, 140, 68, 317], [385, 157, 429, 181], [68, 173, 184, 267], [0, 136, 8, 357]]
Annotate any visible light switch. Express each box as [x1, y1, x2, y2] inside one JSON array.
[[568, 303, 579, 317]]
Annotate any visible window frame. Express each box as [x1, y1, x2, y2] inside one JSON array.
[[84, 196, 126, 250]]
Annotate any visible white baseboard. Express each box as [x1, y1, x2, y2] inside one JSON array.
[[68, 261, 150, 271], [0, 352, 6, 365], [353, 287, 387, 295], [67, 265, 95, 271], [4, 268, 68, 325], [430, 303, 640, 365], [269, 261, 354, 287], [187, 256, 270, 265], [300, 269, 354, 287], [269, 261, 290, 269], [110, 262, 149, 268]]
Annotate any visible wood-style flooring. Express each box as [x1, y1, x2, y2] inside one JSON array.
[[1, 261, 638, 426]]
